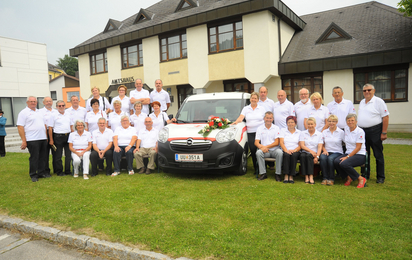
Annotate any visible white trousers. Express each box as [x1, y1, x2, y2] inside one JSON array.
[[72, 151, 90, 174]]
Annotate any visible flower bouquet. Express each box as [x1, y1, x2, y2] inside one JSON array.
[[198, 116, 231, 137]]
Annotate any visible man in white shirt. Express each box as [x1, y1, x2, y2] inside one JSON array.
[[48, 100, 72, 176], [255, 112, 282, 181], [294, 88, 311, 131], [134, 117, 159, 174], [17, 96, 48, 182], [130, 78, 150, 115], [91, 118, 114, 176], [39, 96, 57, 177], [150, 79, 171, 112], [67, 95, 87, 132], [273, 90, 295, 129], [327, 86, 355, 129], [258, 86, 275, 113], [357, 83, 389, 183]]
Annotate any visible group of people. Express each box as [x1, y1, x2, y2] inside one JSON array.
[[232, 84, 389, 188], [17, 79, 175, 182]]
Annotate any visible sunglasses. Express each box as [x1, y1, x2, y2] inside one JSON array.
[[363, 89, 373, 92], [58, 105, 66, 107]]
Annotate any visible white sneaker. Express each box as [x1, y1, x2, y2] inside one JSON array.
[[83, 174, 89, 180], [111, 172, 119, 176]]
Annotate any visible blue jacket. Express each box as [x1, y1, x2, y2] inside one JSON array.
[[0, 117, 6, 136]]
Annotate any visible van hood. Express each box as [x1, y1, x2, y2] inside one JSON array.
[[166, 123, 222, 139]]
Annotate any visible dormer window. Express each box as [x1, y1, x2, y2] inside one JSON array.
[[103, 19, 121, 33], [175, 0, 196, 12], [134, 8, 153, 24], [316, 22, 352, 44]]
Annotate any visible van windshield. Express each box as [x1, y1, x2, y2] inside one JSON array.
[[176, 99, 244, 123]]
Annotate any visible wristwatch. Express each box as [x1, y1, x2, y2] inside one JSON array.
[[316, 156, 319, 159], [382, 132, 387, 135], [347, 155, 350, 158]]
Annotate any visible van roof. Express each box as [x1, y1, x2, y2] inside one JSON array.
[[186, 92, 251, 101]]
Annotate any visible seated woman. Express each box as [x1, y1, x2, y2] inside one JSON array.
[[149, 101, 174, 131], [279, 116, 301, 184], [320, 115, 344, 186], [334, 114, 367, 188], [112, 115, 137, 176], [299, 117, 323, 184], [68, 120, 92, 180], [108, 100, 126, 133]]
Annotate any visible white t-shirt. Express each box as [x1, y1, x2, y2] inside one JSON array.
[[294, 100, 311, 131], [68, 130, 92, 150], [344, 126, 366, 155], [92, 128, 114, 150], [299, 130, 324, 153], [48, 111, 71, 134], [357, 96, 390, 128], [17, 107, 47, 141], [130, 112, 148, 136], [255, 124, 281, 151], [149, 112, 169, 131], [327, 98, 356, 129], [108, 111, 126, 133], [114, 126, 137, 146], [111, 96, 131, 115], [85, 110, 107, 134], [240, 105, 265, 133], [273, 99, 295, 129], [322, 128, 344, 153], [130, 88, 150, 115], [138, 128, 159, 148], [67, 106, 87, 126], [279, 128, 301, 151], [150, 89, 171, 111], [305, 105, 330, 131]]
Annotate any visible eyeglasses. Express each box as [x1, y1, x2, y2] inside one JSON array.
[[58, 105, 65, 107], [363, 89, 373, 92]]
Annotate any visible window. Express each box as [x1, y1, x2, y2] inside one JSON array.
[[224, 79, 253, 93], [177, 85, 193, 108], [315, 22, 352, 44], [90, 52, 107, 74], [282, 73, 323, 103], [122, 44, 143, 68], [50, 91, 57, 100], [354, 64, 408, 103], [160, 33, 187, 61], [49, 75, 52, 81], [209, 21, 243, 53], [67, 91, 80, 102], [175, 0, 196, 12]]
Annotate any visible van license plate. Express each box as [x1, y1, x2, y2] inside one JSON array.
[[175, 154, 203, 162]]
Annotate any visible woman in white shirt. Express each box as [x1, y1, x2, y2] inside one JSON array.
[[68, 120, 92, 180], [304, 92, 329, 132], [299, 117, 323, 184], [130, 101, 147, 136], [334, 114, 367, 188], [112, 115, 137, 176], [149, 101, 173, 131], [319, 115, 344, 186], [85, 99, 107, 134], [108, 100, 126, 133], [232, 92, 265, 173], [279, 116, 301, 184], [111, 85, 130, 115]]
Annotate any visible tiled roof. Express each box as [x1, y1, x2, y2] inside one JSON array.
[[280, 1, 412, 64], [48, 63, 64, 73], [49, 73, 79, 84]]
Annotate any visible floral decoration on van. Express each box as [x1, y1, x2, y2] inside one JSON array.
[[198, 116, 231, 137]]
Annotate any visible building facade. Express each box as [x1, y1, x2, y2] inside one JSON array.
[[70, 0, 412, 131], [0, 36, 50, 126], [49, 74, 85, 108]]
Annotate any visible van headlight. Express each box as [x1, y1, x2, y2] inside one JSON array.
[[158, 127, 169, 143], [216, 127, 237, 143]]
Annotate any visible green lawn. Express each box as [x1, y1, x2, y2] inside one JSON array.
[[388, 132, 412, 139], [1, 144, 411, 259]]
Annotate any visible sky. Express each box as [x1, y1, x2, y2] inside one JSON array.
[[0, 0, 400, 66]]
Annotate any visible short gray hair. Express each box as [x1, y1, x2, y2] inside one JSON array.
[[74, 119, 86, 131], [363, 83, 375, 90], [121, 115, 129, 121], [113, 100, 122, 106], [346, 113, 357, 121], [134, 101, 142, 108], [56, 100, 65, 106], [332, 86, 343, 93], [307, 117, 317, 125], [98, 117, 107, 123], [26, 96, 37, 102], [299, 88, 309, 94]]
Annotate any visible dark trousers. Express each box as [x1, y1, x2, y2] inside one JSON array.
[[53, 133, 71, 175], [361, 123, 385, 180], [282, 152, 300, 175], [0, 136, 5, 156], [27, 139, 48, 178], [247, 133, 257, 171], [45, 136, 55, 175], [113, 146, 135, 172], [334, 154, 366, 182], [320, 152, 342, 181], [90, 149, 113, 175], [300, 152, 315, 175]]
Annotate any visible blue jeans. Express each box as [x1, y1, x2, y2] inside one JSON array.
[[320, 152, 342, 181], [113, 146, 135, 172]]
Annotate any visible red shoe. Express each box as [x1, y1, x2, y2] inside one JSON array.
[[344, 177, 353, 186], [357, 177, 367, 188]]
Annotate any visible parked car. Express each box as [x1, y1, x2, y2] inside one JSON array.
[[158, 92, 250, 175]]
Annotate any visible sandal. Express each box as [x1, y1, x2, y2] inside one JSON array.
[[111, 172, 119, 177], [357, 177, 367, 188], [83, 174, 89, 180], [73, 174, 79, 178]]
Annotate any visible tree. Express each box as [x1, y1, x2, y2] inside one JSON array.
[[56, 55, 78, 77], [398, 0, 412, 16]]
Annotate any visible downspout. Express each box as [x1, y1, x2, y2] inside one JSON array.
[[278, 16, 283, 59]]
